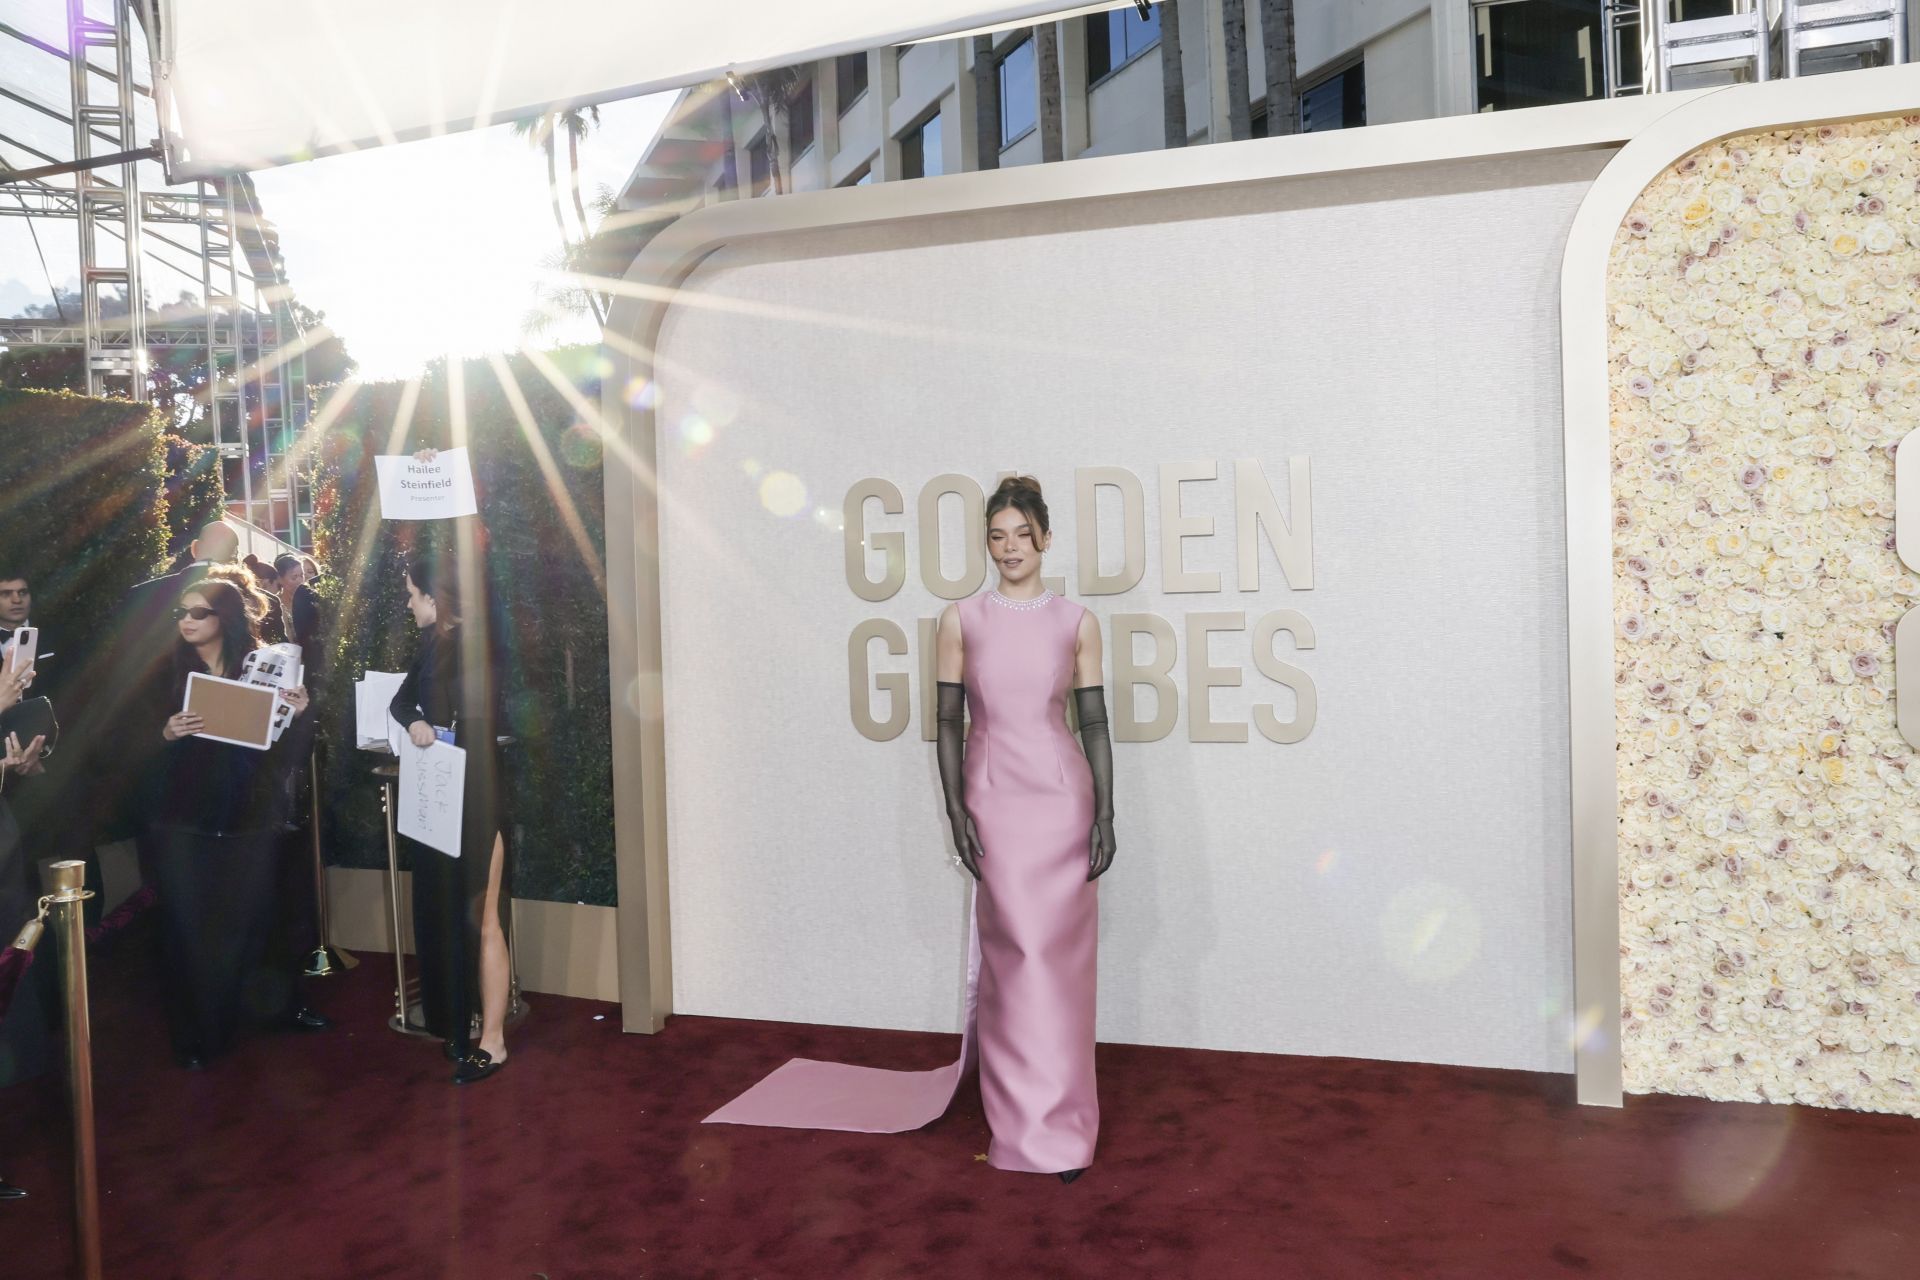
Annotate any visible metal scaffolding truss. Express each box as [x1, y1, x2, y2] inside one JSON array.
[[0, 0, 316, 548]]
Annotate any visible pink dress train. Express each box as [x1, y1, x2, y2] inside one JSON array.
[[705, 589, 1099, 1174]]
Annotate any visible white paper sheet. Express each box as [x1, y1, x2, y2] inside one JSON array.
[[374, 448, 478, 521], [397, 738, 466, 858], [355, 671, 409, 750]]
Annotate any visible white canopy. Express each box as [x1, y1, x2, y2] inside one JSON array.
[[152, 1, 1112, 176]]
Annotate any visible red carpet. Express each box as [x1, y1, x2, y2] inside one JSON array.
[[2, 942, 1914, 1279]]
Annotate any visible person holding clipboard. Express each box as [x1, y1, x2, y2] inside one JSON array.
[[389, 545, 514, 1084], [150, 578, 323, 1069]]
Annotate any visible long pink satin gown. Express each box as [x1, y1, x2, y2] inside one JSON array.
[[705, 587, 1099, 1174]]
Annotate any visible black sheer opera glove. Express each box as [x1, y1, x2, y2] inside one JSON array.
[[1075, 686, 1117, 881], [936, 681, 984, 880]]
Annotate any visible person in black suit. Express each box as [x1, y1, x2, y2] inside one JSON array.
[[389, 542, 514, 1084], [0, 661, 53, 1094], [0, 563, 94, 922]]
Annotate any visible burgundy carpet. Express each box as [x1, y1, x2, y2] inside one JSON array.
[[2, 941, 1914, 1279]]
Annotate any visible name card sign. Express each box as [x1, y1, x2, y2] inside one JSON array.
[[375, 448, 478, 520], [398, 738, 466, 857]]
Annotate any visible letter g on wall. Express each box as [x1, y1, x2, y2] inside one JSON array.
[[1897, 431, 1920, 748]]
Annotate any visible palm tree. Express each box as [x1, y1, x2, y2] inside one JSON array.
[[512, 113, 572, 254], [1222, 0, 1252, 140], [1035, 23, 1064, 163], [739, 68, 804, 195], [1260, 0, 1298, 137], [514, 108, 608, 326], [557, 106, 607, 326], [1160, 1, 1187, 148], [559, 106, 603, 242]]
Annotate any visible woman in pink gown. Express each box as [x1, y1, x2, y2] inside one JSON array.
[[706, 475, 1117, 1182]]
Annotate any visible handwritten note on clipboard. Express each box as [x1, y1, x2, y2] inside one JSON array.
[[183, 672, 276, 751], [398, 738, 465, 857]]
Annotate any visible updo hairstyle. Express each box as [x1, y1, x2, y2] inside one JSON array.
[[985, 474, 1050, 546]]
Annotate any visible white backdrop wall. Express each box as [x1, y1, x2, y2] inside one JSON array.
[[654, 148, 1612, 1073]]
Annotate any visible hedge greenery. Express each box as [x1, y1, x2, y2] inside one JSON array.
[[310, 348, 615, 905], [0, 388, 172, 642], [160, 433, 228, 560]]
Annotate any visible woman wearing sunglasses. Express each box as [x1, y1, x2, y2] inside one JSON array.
[[150, 579, 322, 1069]]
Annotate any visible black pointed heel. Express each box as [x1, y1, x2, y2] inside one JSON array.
[[1058, 1169, 1084, 1185]]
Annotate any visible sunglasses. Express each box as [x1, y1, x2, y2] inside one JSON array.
[[172, 606, 216, 622]]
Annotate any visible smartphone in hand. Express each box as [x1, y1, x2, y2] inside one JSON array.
[[6, 626, 36, 675]]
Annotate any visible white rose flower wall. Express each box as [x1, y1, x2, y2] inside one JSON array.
[[1610, 115, 1920, 1116]]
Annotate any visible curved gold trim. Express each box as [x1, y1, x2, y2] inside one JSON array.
[[1558, 63, 1920, 1107]]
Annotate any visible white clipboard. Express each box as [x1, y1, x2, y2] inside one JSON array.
[[182, 671, 276, 751]]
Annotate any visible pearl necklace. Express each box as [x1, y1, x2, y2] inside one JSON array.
[[988, 588, 1054, 611]]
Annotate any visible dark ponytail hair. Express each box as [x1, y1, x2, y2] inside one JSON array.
[[985, 474, 1050, 544], [406, 548, 462, 636]]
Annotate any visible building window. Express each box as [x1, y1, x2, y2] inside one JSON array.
[[1250, 104, 1269, 139], [1300, 61, 1364, 133], [837, 53, 869, 112], [1473, 0, 1608, 112], [788, 79, 816, 156], [1087, 4, 1161, 85], [998, 37, 1037, 148], [900, 110, 943, 180], [747, 133, 771, 194], [839, 162, 874, 187]]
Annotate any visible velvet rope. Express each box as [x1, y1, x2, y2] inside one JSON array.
[[0, 941, 33, 1023], [85, 884, 155, 945]]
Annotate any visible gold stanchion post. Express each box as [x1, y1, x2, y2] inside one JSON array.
[[40, 859, 100, 1280], [304, 749, 357, 976], [376, 762, 431, 1036]]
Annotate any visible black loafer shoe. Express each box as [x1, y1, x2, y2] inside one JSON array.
[[288, 1008, 332, 1032], [452, 1050, 505, 1085], [0, 1180, 26, 1201]]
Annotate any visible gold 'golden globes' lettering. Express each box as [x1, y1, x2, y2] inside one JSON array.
[[848, 619, 910, 740], [1186, 613, 1247, 743], [843, 461, 1319, 744], [1237, 458, 1313, 591], [1077, 467, 1146, 595], [1252, 609, 1316, 743], [843, 478, 906, 602], [1113, 613, 1179, 742], [918, 473, 987, 600], [1160, 460, 1221, 593]]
